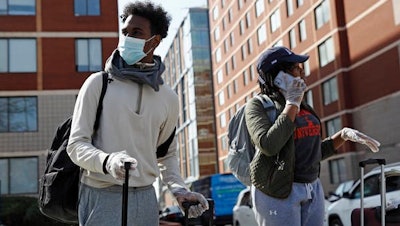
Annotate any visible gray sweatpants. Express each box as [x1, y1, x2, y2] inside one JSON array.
[[78, 183, 158, 226], [251, 178, 325, 226]]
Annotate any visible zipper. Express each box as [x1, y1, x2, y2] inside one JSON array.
[[136, 84, 143, 114]]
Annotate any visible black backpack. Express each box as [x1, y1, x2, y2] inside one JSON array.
[[38, 72, 108, 223]]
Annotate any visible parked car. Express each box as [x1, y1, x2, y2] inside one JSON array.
[[326, 180, 354, 202], [232, 187, 257, 226], [326, 162, 400, 226], [159, 205, 184, 225]]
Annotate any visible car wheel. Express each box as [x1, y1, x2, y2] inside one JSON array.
[[329, 217, 343, 226]]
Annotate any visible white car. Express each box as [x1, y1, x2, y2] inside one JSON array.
[[326, 162, 400, 226], [232, 187, 257, 226]]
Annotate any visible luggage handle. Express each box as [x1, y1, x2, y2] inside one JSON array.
[[359, 158, 386, 226], [359, 158, 386, 167], [122, 162, 131, 226]]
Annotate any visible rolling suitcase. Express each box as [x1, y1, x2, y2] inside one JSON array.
[[182, 199, 214, 226], [351, 158, 390, 226]]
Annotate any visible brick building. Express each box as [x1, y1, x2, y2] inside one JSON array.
[[208, 0, 400, 193], [0, 0, 118, 196]]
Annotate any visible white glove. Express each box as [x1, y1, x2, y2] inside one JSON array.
[[281, 77, 307, 108], [106, 150, 139, 181], [171, 188, 209, 218], [340, 127, 381, 153]]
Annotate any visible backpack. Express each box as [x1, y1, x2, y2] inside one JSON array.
[[38, 72, 108, 223], [225, 94, 277, 186]]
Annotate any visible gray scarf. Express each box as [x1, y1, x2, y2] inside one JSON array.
[[104, 49, 165, 91]]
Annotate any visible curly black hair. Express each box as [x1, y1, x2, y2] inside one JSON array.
[[259, 61, 296, 95], [120, 1, 171, 39]]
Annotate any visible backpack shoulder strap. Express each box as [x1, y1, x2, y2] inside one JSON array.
[[93, 72, 109, 131], [254, 94, 277, 123]]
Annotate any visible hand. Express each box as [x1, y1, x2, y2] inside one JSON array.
[[106, 150, 138, 181], [171, 188, 209, 218], [281, 78, 306, 108], [340, 127, 381, 153]]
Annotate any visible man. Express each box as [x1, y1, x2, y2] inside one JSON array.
[[67, 2, 208, 225]]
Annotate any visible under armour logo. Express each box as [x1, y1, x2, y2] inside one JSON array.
[[269, 210, 278, 215]]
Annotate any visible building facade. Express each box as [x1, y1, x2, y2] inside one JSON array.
[[158, 8, 218, 207], [208, 0, 400, 194], [0, 0, 118, 196]]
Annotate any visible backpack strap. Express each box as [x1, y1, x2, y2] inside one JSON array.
[[94, 72, 109, 131], [254, 94, 277, 123]]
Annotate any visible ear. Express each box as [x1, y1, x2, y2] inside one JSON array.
[[152, 35, 161, 48]]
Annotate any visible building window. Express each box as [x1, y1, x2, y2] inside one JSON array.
[[245, 12, 251, 28], [0, 97, 37, 132], [299, 19, 307, 41], [233, 79, 238, 93], [224, 39, 229, 53], [326, 117, 342, 137], [249, 64, 255, 80], [0, 39, 37, 73], [0, 0, 35, 15], [329, 158, 347, 184], [287, 0, 293, 16], [297, 0, 304, 7], [225, 61, 230, 74], [75, 39, 102, 72], [216, 48, 222, 63], [305, 90, 313, 107], [238, 0, 243, 9], [323, 77, 338, 105], [270, 9, 281, 32], [218, 91, 225, 106], [289, 28, 296, 49], [257, 23, 267, 45], [231, 55, 236, 70], [230, 32, 235, 46], [214, 26, 220, 41], [318, 37, 335, 67], [228, 8, 233, 22], [220, 113, 227, 128], [227, 84, 232, 98], [247, 38, 253, 54], [239, 20, 245, 35], [213, 5, 219, 20], [222, 17, 227, 30], [0, 157, 38, 194], [273, 39, 283, 47], [74, 0, 100, 16], [303, 60, 310, 76], [243, 70, 249, 86], [241, 45, 247, 60], [217, 69, 223, 84], [255, 0, 265, 17], [221, 135, 228, 151], [315, 0, 330, 29]]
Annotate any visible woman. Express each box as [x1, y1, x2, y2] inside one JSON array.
[[245, 46, 380, 226]]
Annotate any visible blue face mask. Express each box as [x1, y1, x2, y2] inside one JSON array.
[[117, 35, 155, 65]]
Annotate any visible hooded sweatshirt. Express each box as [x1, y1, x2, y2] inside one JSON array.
[[67, 50, 186, 190]]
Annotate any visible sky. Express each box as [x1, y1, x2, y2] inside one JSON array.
[[117, 0, 207, 59]]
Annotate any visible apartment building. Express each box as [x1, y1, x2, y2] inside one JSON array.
[[208, 0, 400, 193], [0, 0, 118, 196], [162, 8, 217, 181]]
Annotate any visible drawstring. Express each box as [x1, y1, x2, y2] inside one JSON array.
[[305, 183, 313, 200]]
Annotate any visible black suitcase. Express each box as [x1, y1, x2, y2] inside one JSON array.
[[350, 159, 400, 226], [182, 199, 214, 226]]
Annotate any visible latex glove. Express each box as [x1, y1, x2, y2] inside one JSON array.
[[281, 77, 307, 108], [340, 127, 381, 153], [171, 188, 209, 218], [106, 150, 138, 181]]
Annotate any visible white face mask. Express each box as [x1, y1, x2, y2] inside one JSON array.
[[117, 35, 155, 65]]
